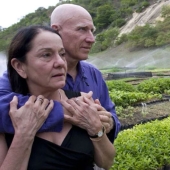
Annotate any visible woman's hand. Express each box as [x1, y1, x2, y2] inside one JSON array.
[[9, 95, 54, 136]]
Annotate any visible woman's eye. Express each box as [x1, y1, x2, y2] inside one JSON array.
[[42, 53, 51, 58]]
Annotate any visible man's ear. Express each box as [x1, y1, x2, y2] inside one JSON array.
[[51, 25, 59, 31], [11, 58, 27, 79], [51, 25, 62, 32]]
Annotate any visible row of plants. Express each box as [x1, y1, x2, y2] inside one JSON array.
[[106, 77, 170, 116], [111, 117, 170, 169]]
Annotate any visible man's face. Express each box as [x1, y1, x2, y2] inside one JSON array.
[[58, 14, 95, 62]]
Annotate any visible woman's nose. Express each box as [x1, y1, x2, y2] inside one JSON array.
[[53, 54, 66, 67]]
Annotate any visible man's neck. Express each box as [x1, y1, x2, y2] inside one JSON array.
[[67, 60, 79, 80]]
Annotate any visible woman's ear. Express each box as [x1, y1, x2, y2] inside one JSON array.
[[11, 58, 27, 79]]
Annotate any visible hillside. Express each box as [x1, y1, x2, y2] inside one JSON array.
[[1, 0, 170, 73], [88, 0, 170, 70], [119, 0, 170, 36], [87, 43, 170, 70]]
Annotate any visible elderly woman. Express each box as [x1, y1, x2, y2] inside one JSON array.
[[0, 25, 115, 170]]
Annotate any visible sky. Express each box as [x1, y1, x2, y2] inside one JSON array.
[[0, 0, 59, 28]]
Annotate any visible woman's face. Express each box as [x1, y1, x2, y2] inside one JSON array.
[[21, 31, 67, 94]]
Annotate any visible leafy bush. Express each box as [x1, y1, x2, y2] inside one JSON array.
[[161, 5, 170, 18], [112, 117, 170, 169], [115, 33, 128, 45], [109, 89, 161, 107], [106, 78, 168, 108], [106, 80, 136, 92], [137, 78, 170, 94], [91, 27, 119, 52]]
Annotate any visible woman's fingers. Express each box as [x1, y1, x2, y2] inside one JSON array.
[[9, 96, 18, 116], [9, 95, 53, 135], [45, 100, 54, 114]]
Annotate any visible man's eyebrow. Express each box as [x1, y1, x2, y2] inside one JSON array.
[[77, 25, 96, 32], [59, 48, 65, 52]]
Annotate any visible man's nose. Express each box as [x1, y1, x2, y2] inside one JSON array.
[[86, 31, 95, 43]]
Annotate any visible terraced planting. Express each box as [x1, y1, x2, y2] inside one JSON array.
[[107, 77, 170, 170]]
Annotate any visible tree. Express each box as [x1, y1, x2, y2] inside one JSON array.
[[95, 4, 116, 30]]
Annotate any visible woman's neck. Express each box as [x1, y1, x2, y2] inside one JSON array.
[[29, 89, 62, 101]]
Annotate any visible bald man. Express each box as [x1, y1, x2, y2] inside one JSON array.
[[0, 3, 120, 146], [50, 3, 120, 140]]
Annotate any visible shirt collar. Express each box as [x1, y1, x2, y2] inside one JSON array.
[[77, 61, 89, 86], [77, 61, 87, 79]]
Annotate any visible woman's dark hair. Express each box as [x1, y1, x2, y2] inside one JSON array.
[[7, 25, 60, 95]]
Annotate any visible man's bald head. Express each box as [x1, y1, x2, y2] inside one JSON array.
[[50, 4, 95, 63], [50, 4, 92, 26]]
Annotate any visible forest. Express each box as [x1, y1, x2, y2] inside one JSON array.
[[1, 0, 170, 53]]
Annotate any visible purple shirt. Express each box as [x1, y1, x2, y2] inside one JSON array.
[[0, 71, 64, 133], [63, 61, 121, 141], [0, 61, 120, 142]]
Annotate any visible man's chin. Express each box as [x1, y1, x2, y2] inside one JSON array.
[[79, 54, 89, 60]]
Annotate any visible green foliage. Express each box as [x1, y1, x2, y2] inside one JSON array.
[[109, 89, 160, 107], [112, 117, 170, 169], [115, 106, 135, 118], [1, 0, 141, 52], [164, 89, 170, 95], [106, 78, 170, 108], [91, 27, 119, 53], [113, 18, 126, 27], [127, 24, 158, 47], [141, 1, 150, 8], [137, 78, 170, 94], [115, 34, 128, 45], [135, 1, 150, 13], [0, 6, 55, 52], [161, 5, 170, 18], [106, 80, 136, 92], [95, 4, 116, 30], [121, 7, 170, 48], [121, 0, 138, 7], [0, 0, 169, 52]]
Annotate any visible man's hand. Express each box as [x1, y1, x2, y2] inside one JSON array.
[[94, 99, 114, 133], [60, 97, 103, 136], [61, 91, 94, 117]]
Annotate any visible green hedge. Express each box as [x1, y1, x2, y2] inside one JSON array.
[[111, 117, 170, 170], [137, 78, 170, 94]]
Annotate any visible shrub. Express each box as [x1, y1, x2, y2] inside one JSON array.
[[106, 80, 136, 92], [137, 78, 170, 94], [111, 117, 170, 169]]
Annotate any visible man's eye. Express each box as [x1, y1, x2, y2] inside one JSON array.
[[59, 52, 66, 57], [78, 27, 86, 31]]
